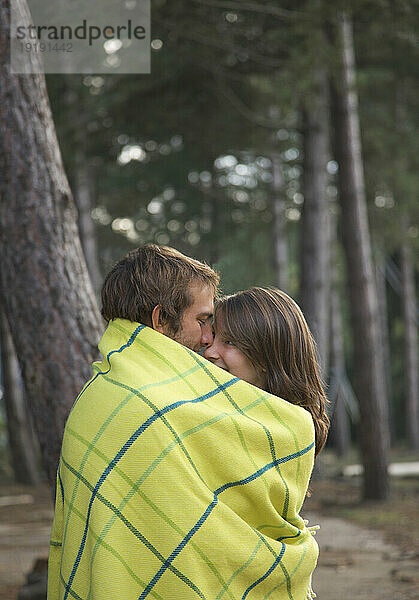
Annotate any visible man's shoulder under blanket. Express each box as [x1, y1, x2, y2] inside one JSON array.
[[49, 318, 317, 600]]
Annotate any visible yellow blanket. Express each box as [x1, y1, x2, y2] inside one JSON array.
[[48, 318, 318, 600]]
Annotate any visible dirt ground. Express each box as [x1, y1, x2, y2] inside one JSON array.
[[304, 477, 419, 600], [0, 483, 52, 600], [0, 478, 418, 600]]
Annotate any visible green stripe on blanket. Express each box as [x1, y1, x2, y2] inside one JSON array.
[[48, 319, 318, 600]]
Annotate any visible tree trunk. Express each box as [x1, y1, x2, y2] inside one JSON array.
[[331, 12, 390, 500], [271, 153, 288, 291], [328, 285, 351, 457], [74, 157, 102, 295], [300, 69, 331, 375], [0, 308, 40, 484], [400, 236, 419, 450], [202, 188, 221, 266], [0, 0, 103, 486], [327, 213, 351, 457], [375, 252, 395, 443], [62, 81, 103, 296]]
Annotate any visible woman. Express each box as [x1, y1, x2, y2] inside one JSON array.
[[204, 286, 329, 456]]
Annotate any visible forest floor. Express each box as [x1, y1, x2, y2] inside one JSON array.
[[303, 476, 419, 599], [0, 462, 418, 600]]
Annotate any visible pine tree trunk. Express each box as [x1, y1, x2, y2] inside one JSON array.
[[328, 213, 351, 457], [62, 81, 102, 296], [205, 194, 220, 266], [74, 157, 102, 295], [328, 285, 351, 457], [375, 253, 395, 443], [300, 69, 331, 375], [331, 12, 390, 500], [271, 153, 288, 291], [400, 237, 419, 450], [0, 309, 40, 484], [0, 0, 103, 486]]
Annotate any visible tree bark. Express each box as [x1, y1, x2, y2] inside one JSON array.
[[328, 284, 351, 457], [327, 213, 351, 457], [375, 252, 395, 443], [0, 0, 103, 486], [331, 12, 390, 500], [400, 236, 419, 450], [62, 82, 103, 296], [0, 308, 40, 484], [74, 157, 102, 296], [271, 153, 288, 291], [300, 69, 331, 375]]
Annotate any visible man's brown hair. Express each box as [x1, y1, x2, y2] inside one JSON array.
[[101, 244, 219, 334]]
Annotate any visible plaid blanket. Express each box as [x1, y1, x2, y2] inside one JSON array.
[[48, 318, 318, 600]]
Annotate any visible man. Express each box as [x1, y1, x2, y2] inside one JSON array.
[[100, 244, 218, 352], [48, 244, 317, 600]]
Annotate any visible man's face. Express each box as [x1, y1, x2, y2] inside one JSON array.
[[173, 282, 214, 352]]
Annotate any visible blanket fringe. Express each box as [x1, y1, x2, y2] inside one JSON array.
[[304, 521, 319, 598], [306, 581, 317, 599], [303, 518, 320, 536], [305, 573, 317, 599]]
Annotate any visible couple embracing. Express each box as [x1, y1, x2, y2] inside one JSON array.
[[48, 244, 329, 600]]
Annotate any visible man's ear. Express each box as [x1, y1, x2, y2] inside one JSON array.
[[151, 305, 165, 333]]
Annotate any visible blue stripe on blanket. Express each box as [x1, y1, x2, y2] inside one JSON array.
[[216, 442, 314, 494], [241, 544, 286, 599], [58, 463, 64, 506], [139, 441, 315, 599], [63, 376, 239, 600], [72, 324, 145, 409], [186, 351, 292, 518], [61, 456, 206, 599]]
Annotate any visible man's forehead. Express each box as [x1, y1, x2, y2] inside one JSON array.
[[188, 280, 215, 296], [188, 281, 215, 312]]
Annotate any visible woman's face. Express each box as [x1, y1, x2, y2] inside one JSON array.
[[204, 322, 266, 389]]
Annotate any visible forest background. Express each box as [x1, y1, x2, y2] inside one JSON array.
[[0, 0, 418, 510]]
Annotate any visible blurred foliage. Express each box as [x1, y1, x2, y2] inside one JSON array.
[[44, 0, 418, 441]]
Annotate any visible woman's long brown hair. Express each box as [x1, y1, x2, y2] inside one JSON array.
[[214, 287, 329, 456]]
